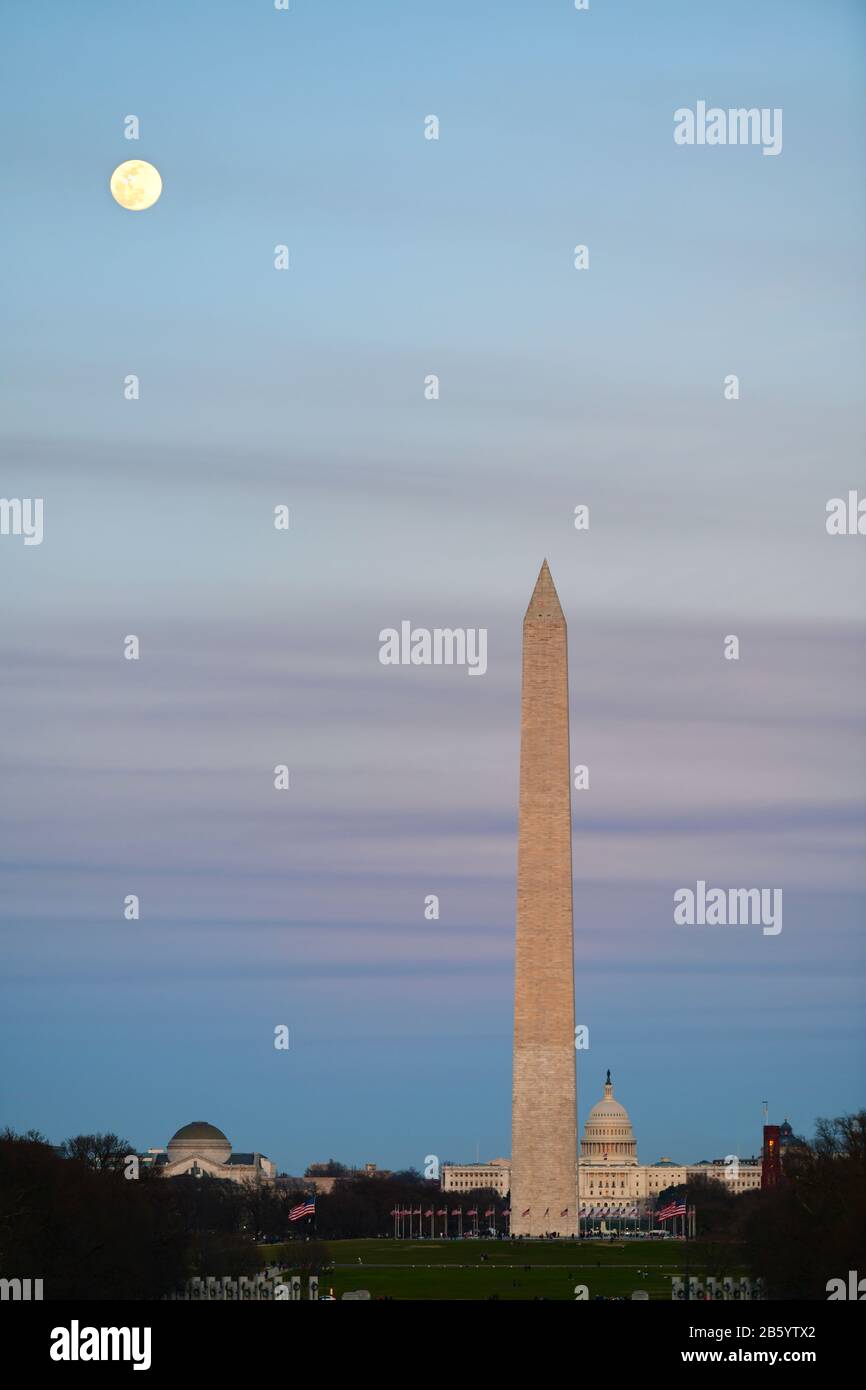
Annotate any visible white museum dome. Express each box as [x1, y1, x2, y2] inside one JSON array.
[[166, 1121, 232, 1166]]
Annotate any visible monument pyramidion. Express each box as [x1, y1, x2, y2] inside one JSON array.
[[510, 561, 578, 1238]]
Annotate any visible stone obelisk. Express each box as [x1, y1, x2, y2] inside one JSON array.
[[511, 560, 577, 1238]]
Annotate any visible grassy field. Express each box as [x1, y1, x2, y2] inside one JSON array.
[[259, 1238, 742, 1301]]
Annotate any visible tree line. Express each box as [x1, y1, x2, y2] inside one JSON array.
[[2, 1111, 862, 1299]]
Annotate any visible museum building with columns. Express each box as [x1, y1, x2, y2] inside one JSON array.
[[142, 1121, 276, 1184]]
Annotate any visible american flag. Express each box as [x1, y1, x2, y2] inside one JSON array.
[[424, 1208, 433, 1217], [521, 1208, 530, 1217], [467, 1207, 478, 1216], [289, 1198, 315, 1221], [657, 1200, 687, 1220], [451, 1207, 461, 1216], [436, 1208, 446, 1216], [560, 1207, 569, 1216], [484, 1208, 495, 1217]]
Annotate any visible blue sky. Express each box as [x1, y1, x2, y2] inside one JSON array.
[[1, 0, 864, 1173]]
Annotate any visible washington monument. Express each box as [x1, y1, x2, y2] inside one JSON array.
[[511, 561, 578, 1238]]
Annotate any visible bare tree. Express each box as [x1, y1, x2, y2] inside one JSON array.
[[61, 1132, 135, 1173]]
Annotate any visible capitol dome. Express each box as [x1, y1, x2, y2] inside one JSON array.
[[167, 1121, 232, 1166], [580, 1071, 638, 1165]]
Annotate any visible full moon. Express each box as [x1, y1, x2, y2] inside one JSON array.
[[110, 160, 163, 211]]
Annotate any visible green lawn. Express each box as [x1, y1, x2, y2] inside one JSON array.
[[259, 1239, 742, 1301]]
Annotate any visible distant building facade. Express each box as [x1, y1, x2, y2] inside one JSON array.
[[441, 1074, 765, 1208], [301, 1161, 390, 1195], [441, 1158, 511, 1196], [144, 1121, 276, 1184]]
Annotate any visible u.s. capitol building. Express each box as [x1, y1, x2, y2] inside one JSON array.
[[442, 1072, 768, 1208]]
